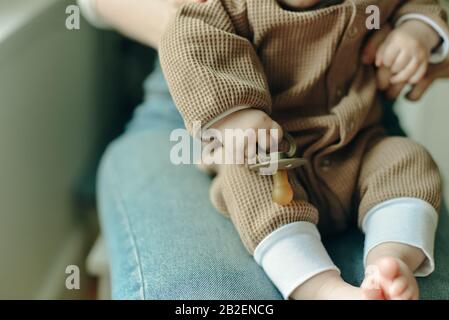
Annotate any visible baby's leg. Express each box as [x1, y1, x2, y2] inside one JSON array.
[[215, 165, 366, 299], [357, 136, 442, 300]]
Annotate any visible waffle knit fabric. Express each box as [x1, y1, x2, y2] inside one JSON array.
[[160, 0, 445, 253]]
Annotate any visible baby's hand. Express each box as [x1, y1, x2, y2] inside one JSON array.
[[210, 109, 283, 163], [375, 20, 440, 85]]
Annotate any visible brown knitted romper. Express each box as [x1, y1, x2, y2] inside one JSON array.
[[160, 0, 445, 253]]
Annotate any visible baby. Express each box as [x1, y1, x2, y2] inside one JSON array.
[[160, 0, 448, 299]]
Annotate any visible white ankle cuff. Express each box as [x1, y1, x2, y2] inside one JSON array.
[[254, 222, 339, 299], [362, 198, 439, 277]]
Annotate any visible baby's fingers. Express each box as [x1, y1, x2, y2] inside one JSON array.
[[246, 136, 258, 163], [390, 58, 419, 84], [377, 66, 393, 91], [378, 43, 401, 68], [383, 48, 401, 69], [224, 135, 251, 164], [390, 51, 411, 74], [375, 42, 388, 67], [258, 121, 283, 154], [408, 63, 428, 84], [363, 25, 392, 65], [268, 121, 284, 153], [270, 121, 283, 145], [235, 137, 249, 164]]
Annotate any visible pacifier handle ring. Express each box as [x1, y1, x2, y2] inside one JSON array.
[[283, 132, 297, 158]]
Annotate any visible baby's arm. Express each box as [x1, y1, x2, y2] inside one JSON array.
[[376, 0, 449, 85], [159, 0, 277, 145]]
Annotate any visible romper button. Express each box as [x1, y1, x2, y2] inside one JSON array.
[[347, 26, 358, 38], [319, 158, 332, 171], [336, 88, 344, 101]]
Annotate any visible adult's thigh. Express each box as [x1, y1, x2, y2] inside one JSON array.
[[97, 129, 282, 299]]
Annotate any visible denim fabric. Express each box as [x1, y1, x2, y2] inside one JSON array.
[[97, 60, 449, 300]]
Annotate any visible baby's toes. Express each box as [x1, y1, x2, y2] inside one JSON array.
[[366, 257, 420, 300], [392, 286, 419, 300], [378, 257, 400, 281], [361, 267, 384, 300], [361, 286, 384, 300], [389, 276, 409, 299]]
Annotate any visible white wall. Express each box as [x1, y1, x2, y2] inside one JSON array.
[[0, 0, 121, 298]]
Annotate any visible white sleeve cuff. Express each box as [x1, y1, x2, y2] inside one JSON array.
[[362, 198, 439, 277], [77, 0, 111, 29], [396, 14, 449, 64], [254, 222, 339, 300]]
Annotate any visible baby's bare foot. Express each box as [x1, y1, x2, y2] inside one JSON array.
[[291, 270, 380, 300], [362, 257, 419, 300]]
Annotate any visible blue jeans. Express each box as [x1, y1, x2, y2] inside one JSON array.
[[97, 61, 449, 300]]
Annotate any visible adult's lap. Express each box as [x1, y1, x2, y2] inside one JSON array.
[[96, 60, 449, 300]]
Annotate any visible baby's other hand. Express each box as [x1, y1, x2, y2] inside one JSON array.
[[210, 109, 283, 163], [375, 20, 440, 85]]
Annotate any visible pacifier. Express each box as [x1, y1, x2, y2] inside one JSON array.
[[248, 133, 307, 206]]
